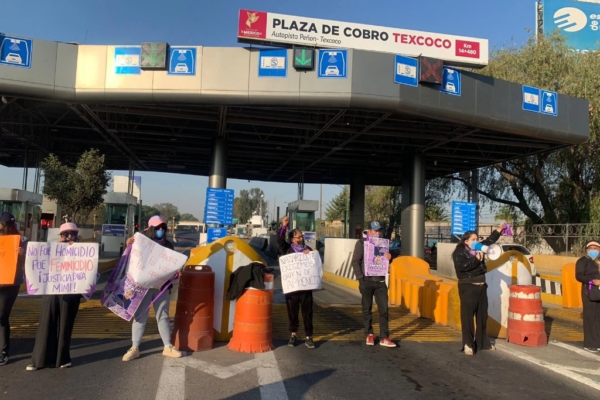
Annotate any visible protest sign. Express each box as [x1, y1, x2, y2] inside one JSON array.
[[0, 235, 20, 284], [279, 251, 322, 294], [128, 233, 187, 288], [364, 237, 390, 276], [24, 242, 99, 295]]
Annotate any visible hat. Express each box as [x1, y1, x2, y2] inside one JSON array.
[[59, 222, 79, 233], [370, 221, 382, 231], [0, 212, 15, 222], [148, 215, 166, 227], [586, 240, 600, 249]]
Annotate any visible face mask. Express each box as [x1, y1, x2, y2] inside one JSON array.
[[588, 250, 599, 259], [155, 230, 165, 239]]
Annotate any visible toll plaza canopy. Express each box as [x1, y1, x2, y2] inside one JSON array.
[[0, 34, 590, 185]]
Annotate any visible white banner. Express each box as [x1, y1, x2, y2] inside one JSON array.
[[238, 9, 488, 66], [24, 242, 99, 295], [128, 233, 187, 288], [279, 251, 323, 294]]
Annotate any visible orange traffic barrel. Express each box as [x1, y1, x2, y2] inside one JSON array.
[[227, 273, 275, 353], [172, 265, 215, 352], [507, 285, 547, 347]]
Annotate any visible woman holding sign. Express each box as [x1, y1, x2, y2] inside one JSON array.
[[27, 222, 82, 371], [0, 212, 27, 366], [121, 215, 182, 362], [277, 216, 315, 349]]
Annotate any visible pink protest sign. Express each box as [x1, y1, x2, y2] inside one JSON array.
[[364, 237, 390, 276]]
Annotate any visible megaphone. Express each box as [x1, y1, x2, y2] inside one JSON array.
[[471, 242, 502, 261]]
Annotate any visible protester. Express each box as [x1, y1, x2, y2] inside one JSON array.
[[351, 221, 396, 348], [452, 223, 504, 356], [575, 240, 600, 352], [122, 215, 182, 361], [277, 216, 315, 349], [27, 222, 81, 371], [0, 212, 27, 366]]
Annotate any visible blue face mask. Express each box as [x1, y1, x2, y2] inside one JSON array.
[[588, 250, 599, 259], [155, 230, 165, 239]]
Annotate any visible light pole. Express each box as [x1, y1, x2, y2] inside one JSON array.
[[93, 214, 97, 231]]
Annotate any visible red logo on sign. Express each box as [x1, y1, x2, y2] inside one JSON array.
[[455, 40, 480, 59], [238, 9, 267, 39]]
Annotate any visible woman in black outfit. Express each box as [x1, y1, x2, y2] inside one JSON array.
[[452, 223, 504, 356], [575, 240, 600, 352], [277, 216, 315, 349]]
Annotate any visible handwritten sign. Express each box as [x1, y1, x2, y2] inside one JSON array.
[[128, 233, 187, 288], [364, 237, 390, 276], [279, 251, 322, 294], [0, 235, 20, 284], [24, 242, 99, 295]]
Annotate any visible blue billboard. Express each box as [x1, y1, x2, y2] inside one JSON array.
[[543, 0, 600, 52]]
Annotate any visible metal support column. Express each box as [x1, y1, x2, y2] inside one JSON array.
[[349, 176, 365, 239], [209, 137, 228, 189], [471, 169, 479, 232], [401, 154, 425, 258]]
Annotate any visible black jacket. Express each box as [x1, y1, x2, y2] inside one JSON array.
[[575, 256, 600, 292], [226, 262, 266, 301], [452, 230, 501, 283], [352, 237, 386, 282]]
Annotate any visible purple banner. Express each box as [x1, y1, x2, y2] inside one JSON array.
[[364, 237, 390, 276]]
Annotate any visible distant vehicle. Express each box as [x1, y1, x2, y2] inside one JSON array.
[[389, 240, 401, 259], [5, 53, 22, 64], [174, 222, 206, 243], [174, 63, 188, 73], [325, 65, 340, 76]]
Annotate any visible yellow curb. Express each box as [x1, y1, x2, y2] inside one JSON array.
[[322, 271, 359, 291]]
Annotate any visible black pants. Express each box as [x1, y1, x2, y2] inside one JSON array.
[[458, 282, 491, 350], [359, 280, 389, 338], [285, 290, 313, 337], [30, 294, 81, 368], [581, 290, 600, 349], [0, 285, 20, 356]]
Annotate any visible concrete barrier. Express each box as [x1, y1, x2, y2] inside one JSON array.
[[533, 254, 578, 274], [561, 263, 582, 308]]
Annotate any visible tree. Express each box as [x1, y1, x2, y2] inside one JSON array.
[[365, 186, 402, 238], [179, 213, 199, 221], [153, 203, 180, 224], [141, 205, 160, 225], [425, 205, 449, 222], [443, 33, 600, 253], [325, 186, 349, 221], [233, 188, 267, 223], [40, 149, 110, 224], [494, 205, 522, 224]]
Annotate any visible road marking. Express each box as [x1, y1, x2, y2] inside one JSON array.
[[256, 351, 289, 400], [496, 343, 600, 391], [155, 358, 185, 400], [550, 341, 600, 360]]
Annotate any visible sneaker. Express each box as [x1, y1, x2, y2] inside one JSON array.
[[288, 334, 297, 347], [60, 362, 72, 368], [25, 363, 38, 371], [0, 353, 7, 366], [305, 337, 315, 349], [584, 347, 599, 353], [366, 334, 375, 346], [122, 346, 140, 362], [464, 344, 474, 356], [162, 345, 182, 358], [379, 337, 397, 348]]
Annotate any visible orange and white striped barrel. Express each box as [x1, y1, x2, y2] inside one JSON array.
[[507, 285, 547, 347]]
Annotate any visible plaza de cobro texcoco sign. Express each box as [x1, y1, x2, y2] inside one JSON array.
[[238, 9, 489, 67]]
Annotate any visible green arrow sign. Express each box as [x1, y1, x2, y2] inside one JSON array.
[[295, 49, 312, 65], [293, 48, 314, 70]]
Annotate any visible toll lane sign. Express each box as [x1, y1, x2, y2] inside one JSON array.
[[258, 48, 287, 78], [540, 90, 557, 116], [440, 67, 461, 96], [168, 47, 196, 75], [0, 36, 33, 69], [318, 50, 347, 79], [115, 47, 141, 75], [394, 54, 418, 87]]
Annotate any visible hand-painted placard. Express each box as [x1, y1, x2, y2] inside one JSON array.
[[364, 237, 390, 276], [128, 233, 187, 288], [279, 251, 322, 294], [0, 235, 20, 284], [24, 242, 99, 295]]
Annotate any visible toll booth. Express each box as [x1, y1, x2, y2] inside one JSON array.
[[101, 192, 138, 256], [287, 200, 319, 250], [0, 188, 43, 241]]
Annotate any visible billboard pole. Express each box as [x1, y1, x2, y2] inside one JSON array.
[[536, 1, 544, 43]]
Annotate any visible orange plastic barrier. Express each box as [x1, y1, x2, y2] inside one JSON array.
[[0, 235, 20, 285], [227, 273, 275, 353], [172, 265, 215, 352], [561, 263, 583, 308], [507, 285, 547, 347]]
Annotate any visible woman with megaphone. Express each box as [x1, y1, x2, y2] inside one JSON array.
[[452, 222, 506, 356]]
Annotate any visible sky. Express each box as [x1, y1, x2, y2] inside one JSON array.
[[0, 0, 536, 222]]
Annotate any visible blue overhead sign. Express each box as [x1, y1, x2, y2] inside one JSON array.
[[318, 49, 347, 79], [204, 188, 234, 225], [541, 89, 558, 116], [394, 55, 418, 87], [522, 85, 558, 116], [207, 227, 228, 244], [114, 47, 141, 75], [522, 85, 541, 113], [451, 201, 477, 236], [0, 36, 33, 69], [168, 47, 196, 76], [258, 48, 287, 78], [440, 67, 461, 96], [543, 0, 600, 53], [102, 224, 126, 237]]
